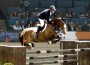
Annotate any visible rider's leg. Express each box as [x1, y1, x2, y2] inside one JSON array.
[[35, 18, 44, 38], [36, 26, 42, 34], [39, 18, 44, 27], [35, 26, 42, 38]]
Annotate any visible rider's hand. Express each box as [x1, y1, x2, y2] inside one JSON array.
[[49, 18, 52, 21]]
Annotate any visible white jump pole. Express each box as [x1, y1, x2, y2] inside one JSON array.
[[28, 59, 77, 65], [26, 48, 90, 54], [26, 54, 77, 60]]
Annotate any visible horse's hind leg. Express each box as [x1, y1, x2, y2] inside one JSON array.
[[23, 40, 34, 49], [31, 42, 35, 47], [23, 32, 35, 49], [28, 42, 35, 48]]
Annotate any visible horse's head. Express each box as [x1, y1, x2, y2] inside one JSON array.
[[51, 17, 67, 34]]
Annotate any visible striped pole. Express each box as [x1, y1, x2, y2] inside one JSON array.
[[27, 59, 77, 65], [26, 54, 77, 60], [26, 48, 90, 54]]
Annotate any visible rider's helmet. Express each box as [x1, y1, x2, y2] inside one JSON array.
[[50, 5, 56, 11]]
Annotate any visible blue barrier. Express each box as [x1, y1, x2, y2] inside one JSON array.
[[7, 17, 28, 25], [40, 0, 55, 8], [67, 7, 86, 15], [71, 17, 89, 25], [75, 1, 89, 7], [57, 0, 72, 8], [0, 31, 20, 42]]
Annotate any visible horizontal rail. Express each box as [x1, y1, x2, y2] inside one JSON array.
[[27, 59, 77, 65], [26, 54, 77, 60], [26, 48, 90, 54]]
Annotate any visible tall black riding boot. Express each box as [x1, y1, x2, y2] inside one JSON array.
[[35, 26, 42, 38]]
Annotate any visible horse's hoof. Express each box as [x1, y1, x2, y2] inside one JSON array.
[[28, 43, 32, 49], [28, 43, 35, 49], [26, 44, 32, 49], [48, 41, 52, 44], [31, 42, 35, 47]]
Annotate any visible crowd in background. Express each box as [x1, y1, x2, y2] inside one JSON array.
[[0, 6, 90, 32], [6, 8, 90, 32]]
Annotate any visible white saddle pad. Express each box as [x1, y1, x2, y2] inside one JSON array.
[[25, 27, 38, 32]]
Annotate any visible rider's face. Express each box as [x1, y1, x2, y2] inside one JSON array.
[[50, 9, 55, 14]]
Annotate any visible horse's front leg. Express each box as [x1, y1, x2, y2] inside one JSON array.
[[48, 35, 61, 44], [48, 39, 60, 44], [48, 40, 52, 44]]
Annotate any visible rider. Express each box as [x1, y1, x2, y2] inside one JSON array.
[[35, 5, 56, 38]]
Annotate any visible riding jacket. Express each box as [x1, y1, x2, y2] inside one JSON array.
[[38, 9, 56, 24]]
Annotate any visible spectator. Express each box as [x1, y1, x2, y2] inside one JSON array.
[[85, 13, 89, 17], [21, 11, 26, 17], [67, 21, 71, 31], [12, 11, 17, 17], [66, 10, 75, 18], [13, 21, 22, 31], [27, 19, 32, 27], [30, 11, 37, 17], [67, 21, 76, 31], [81, 21, 89, 31], [26, 10, 30, 17], [78, 13, 85, 18], [74, 22, 80, 31], [57, 10, 62, 17], [20, 21, 25, 30], [29, 11, 38, 26], [33, 20, 39, 27]]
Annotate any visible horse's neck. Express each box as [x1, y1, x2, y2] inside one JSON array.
[[48, 24, 54, 29]]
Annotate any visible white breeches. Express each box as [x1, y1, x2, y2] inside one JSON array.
[[39, 18, 44, 27]]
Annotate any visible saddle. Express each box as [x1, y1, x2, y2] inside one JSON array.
[[34, 23, 47, 38]]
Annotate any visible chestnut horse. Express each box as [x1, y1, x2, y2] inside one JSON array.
[[19, 18, 67, 49]]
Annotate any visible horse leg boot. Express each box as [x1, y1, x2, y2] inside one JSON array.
[[35, 26, 42, 38]]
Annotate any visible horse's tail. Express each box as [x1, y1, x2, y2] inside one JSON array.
[[19, 33, 23, 46], [19, 33, 27, 46]]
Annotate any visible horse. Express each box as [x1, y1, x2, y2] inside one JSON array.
[[19, 17, 67, 49], [51, 17, 67, 34]]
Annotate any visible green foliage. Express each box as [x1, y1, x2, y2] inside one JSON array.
[[0, 62, 2, 65], [3, 63, 14, 65], [0, 62, 14, 65], [0, 59, 14, 65]]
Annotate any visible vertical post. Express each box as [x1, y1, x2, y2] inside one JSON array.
[[5, 46, 26, 65], [76, 42, 79, 65], [78, 41, 90, 65], [60, 40, 64, 65], [0, 45, 7, 64], [60, 40, 76, 65]]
